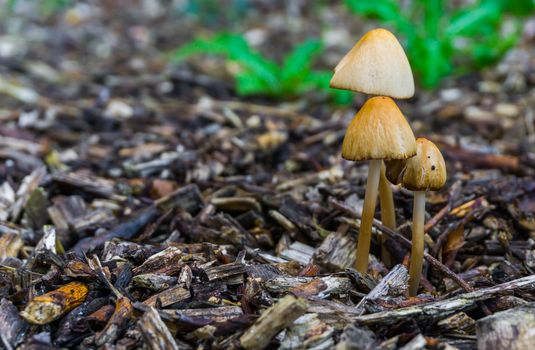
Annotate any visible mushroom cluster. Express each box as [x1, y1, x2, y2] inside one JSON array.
[[331, 29, 447, 296]]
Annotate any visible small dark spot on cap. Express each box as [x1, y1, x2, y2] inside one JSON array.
[[431, 165, 436, 170], [427, 156, 431, 158]]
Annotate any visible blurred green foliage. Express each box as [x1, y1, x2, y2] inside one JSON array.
[[7, 0, 72, 17], [171, 33, 353, 104], [345, 0, 534, 87], [181, 0, 250, 27]]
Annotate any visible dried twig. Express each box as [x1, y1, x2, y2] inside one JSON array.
[[352, 274, 535, 325]]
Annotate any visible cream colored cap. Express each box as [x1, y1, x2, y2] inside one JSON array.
[[386, 138, 447, 191], [330, 28, 415, 99], [341, 96, 416, 161]]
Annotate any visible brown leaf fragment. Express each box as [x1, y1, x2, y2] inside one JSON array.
[[138, 306, 179, 350], [442, 225, 465, 256], [240, 295, 308, 350], [150, 179, 177, 199], [290, 279, 328, 298], [20, 281, 89, 325]]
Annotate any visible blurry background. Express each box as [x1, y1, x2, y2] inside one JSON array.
[[1, 0, 535, 168]]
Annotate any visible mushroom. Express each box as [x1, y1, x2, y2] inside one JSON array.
[[379, 162, 396, 266], [342, 96, 416, 273], [330, 28, 415, 266], [385, 138, 447, 296], [330, 28, 415, 99]]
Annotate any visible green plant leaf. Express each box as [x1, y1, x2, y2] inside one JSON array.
[[280, 39, 322, 89], [446, 1, 502, 37], [235, 73, 274, 96]]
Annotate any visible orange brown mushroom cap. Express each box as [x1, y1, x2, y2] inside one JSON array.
[[341, 96, 417, 161], [330, 28, 415, 99], [387, 138, 447, 191]]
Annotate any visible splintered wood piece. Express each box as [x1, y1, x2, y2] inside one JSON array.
[[52, 171, 119, 199], [47, 195, 87, 230], [211, 196, 261, 212], [289, 277, 352, 299], [279, 313, 334, 350], [336, 324, 377, 350], [240, 295, 308, 350], [437, 312, 475, 334], [0, 298, 28, 348], [354, 264, 408, 315], [0, 182, 15, 221], [203, 261, 246, 284], [87, 304, 115, 325], [132, 273, 178, 292], [143, 286, 191, 307], [63, 260, 95, 278], [132, 247, 184, 275], [138, 306, 179, 350], [162, 306, 243, 323], [352, 274, 535, 326], [477, 304, 535, 350], [265, 276, 351, 298], [10, 166, 46, 221], [312, 231, 356, 271], [280, 241, 315, 265], [95, 296, 133, 346], [20, 281, 89, 325], [70, 208, 115, 232], [155, 184, 204, 214]]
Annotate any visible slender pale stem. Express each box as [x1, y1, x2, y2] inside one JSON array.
[[379, 161, 395, 267], [355, 159, 381, 273], [409, 191, 426, 296]]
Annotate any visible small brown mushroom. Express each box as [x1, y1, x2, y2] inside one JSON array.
[[342, 96, 416, 273], [386, 138, 447, 296]]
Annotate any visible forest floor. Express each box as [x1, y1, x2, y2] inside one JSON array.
[[0, 2, 534, 349]]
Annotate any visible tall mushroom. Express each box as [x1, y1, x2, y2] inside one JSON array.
[[330, 28, 415, 267], [342, 96, 416, 273], [385, 138, 447, 296]]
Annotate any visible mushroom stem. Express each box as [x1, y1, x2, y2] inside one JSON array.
[[409, 190, 426, 296], [379, 161, 395, 267], [355, 159, 381, 273]]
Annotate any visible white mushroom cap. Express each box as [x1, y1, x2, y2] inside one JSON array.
[[330, 28, 415, 99]]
